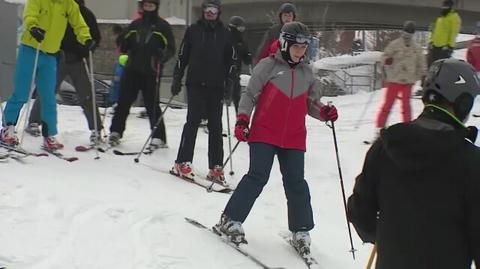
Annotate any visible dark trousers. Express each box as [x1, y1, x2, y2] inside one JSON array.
[[224, 142, 314, 232], [176, 86, 223, 169], [29, 58, 102, 131], [110, 68, 166, 141], [232, 78, 242, 114], [427, 46, 452, 67]]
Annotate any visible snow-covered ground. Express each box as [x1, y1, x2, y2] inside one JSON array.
[[2, 90, 480, 269]]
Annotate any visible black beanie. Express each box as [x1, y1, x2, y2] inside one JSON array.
[[403, 21, 416, 34], [442, 0, 454, 8]]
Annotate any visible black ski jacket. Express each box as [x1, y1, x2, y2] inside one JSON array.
[[173, 19, 235, 88], [347, 106, 480, 269], [229, 27, 252, 79], [120, 16, 176, 75], [61, 2, 101, 63]]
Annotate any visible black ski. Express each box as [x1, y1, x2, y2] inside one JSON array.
[[279, 232, 321, 269], [363, 141, 371, 145], [185, 217, 285, 269], [112, 148, 155, 156], [42, 147, 79, 162], [166, 169, 233, 194], [75, 144, 111, 153]]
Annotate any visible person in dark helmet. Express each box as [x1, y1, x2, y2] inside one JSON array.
[[214, 22, 338, 256], [347, 58, 480, 269], [227, 15, 252, 113], [254, 2, 296, 64], [427, 0, 461, 67], [108, 0, 176, 149], [170, 0, 235, 183]]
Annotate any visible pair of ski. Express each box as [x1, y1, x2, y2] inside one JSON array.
[[0, 143, 78, 162], [185, 217, 320, 269], [166, 169, 233, 194], [75, 145, 156, 156]]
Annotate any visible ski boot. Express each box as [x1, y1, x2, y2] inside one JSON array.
[[206, 165, 228, 187], [0, 125, 19, 146], [170, 162, 194, 180], [213, 214, 247, 245], [25, 123, 41, 137], [43, 136, 64, 150], [292, 231, 311, 257], [149, 138, 168, 149], [108, 132, 121, 146]]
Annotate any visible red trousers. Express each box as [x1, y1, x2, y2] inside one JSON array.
[[375, 83, 413, 128]]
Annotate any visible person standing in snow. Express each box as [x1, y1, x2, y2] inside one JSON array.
[[374, 21, 427, 137], [466, 22, 480, 72], [427, 0, 461, 67], [170, 0, 235, 183], [214, 22, 338, 256], [108, 0, 176, 149], [348, 58, 480, 269], [254, 2, 296, 64], [227, 15, 252, 113], [25, 0, 103, 145], [0, 0, 93, 150]]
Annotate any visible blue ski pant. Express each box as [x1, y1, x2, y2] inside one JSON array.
[[223, 142, 315, 232], [3, 44, 58, 136]]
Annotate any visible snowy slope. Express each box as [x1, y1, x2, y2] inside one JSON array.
[[1, 91, 480, 269]]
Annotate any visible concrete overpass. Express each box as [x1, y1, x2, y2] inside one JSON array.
[[192, 0, 480, 33]]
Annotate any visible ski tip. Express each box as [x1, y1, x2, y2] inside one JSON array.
[[363, 141, 371, 145], [75, 145, 91, 152]]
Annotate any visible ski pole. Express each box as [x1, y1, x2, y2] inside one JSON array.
[[366, 244, 377, 269], [225, 102, 234, 175], [325, 103, 357, 260], [206, 140, 241, 193], [134, 95, 174, 163], [19, 44, 41, 147], [85, 51, 100, 160]]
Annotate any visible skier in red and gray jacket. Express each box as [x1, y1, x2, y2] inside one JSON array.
[[214, 22, 338, 256]]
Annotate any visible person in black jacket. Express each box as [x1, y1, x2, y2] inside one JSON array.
[[347, 58, 480, 269], [26, 0, 102, 144], [227, 15, 252, 113], [108, 0, 175, 149], [170, 0, 235, 183]]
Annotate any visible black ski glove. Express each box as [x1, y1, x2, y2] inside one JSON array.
[[466, 126, 478, 143], [30, 27, 46, 43], [84, 39, 97, 52]]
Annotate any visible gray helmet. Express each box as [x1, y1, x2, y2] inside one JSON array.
[[423, 58, 480, 120], [279, 21, 311, 50]]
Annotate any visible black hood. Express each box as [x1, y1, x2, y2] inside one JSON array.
[[379, 108, 467, 172]]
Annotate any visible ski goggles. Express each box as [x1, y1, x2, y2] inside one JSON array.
[[204, 6, 219, 14], [236, 25, 246, 32], [281, 32, 312, 45]]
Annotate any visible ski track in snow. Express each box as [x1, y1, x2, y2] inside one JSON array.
[[1, 89, 480, 269]]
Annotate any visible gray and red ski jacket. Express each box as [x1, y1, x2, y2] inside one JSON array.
[[238, 51, 327, 151]]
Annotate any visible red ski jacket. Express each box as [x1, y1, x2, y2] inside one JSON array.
[[467, 37, 480, 72], [238, 51, 327, 151]]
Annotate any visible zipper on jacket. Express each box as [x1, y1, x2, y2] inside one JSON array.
[[281, 68, 295, 147]]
